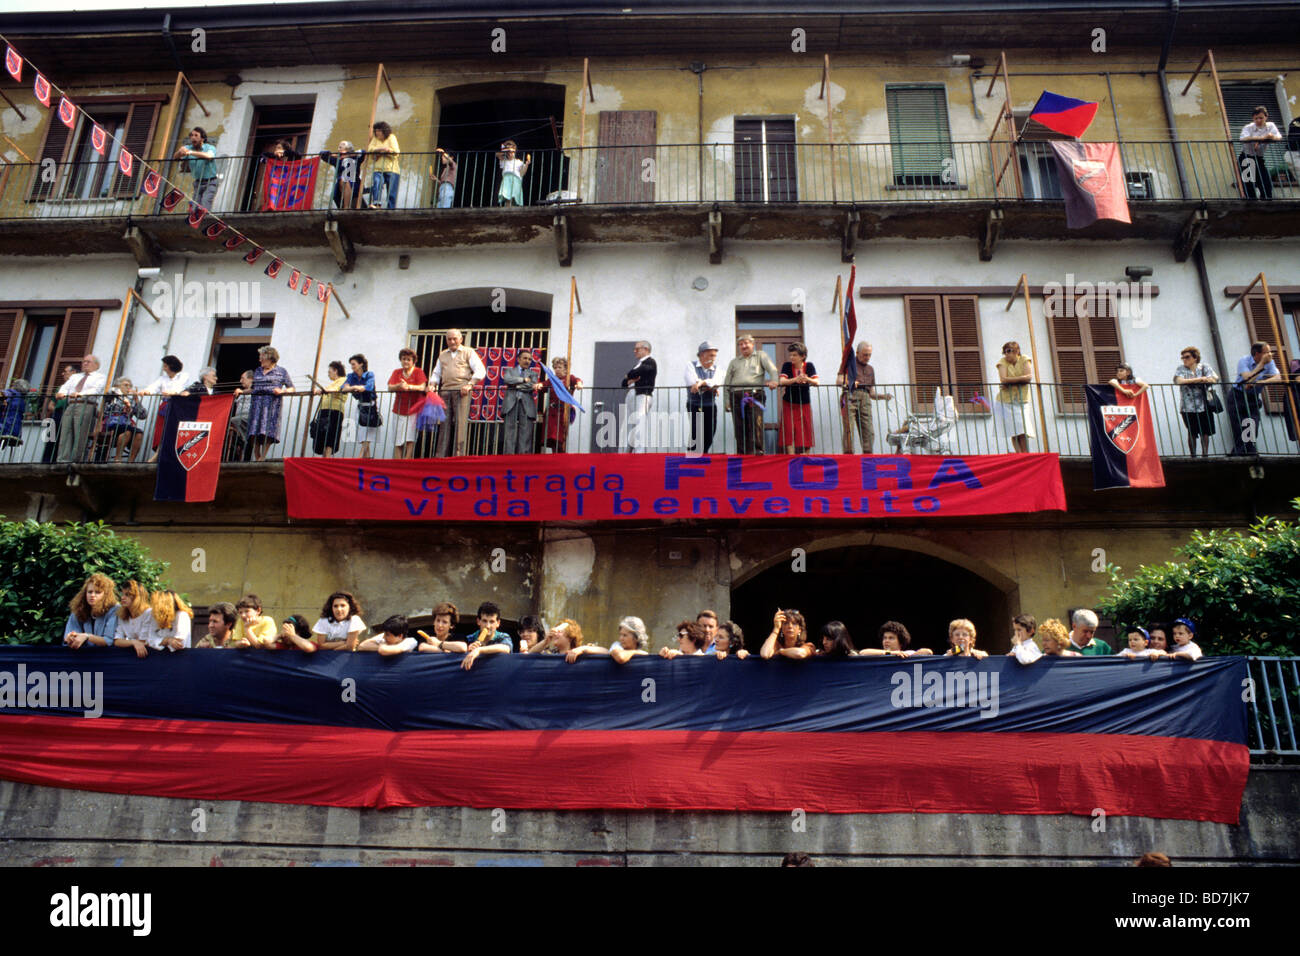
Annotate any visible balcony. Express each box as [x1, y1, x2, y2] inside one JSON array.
[[1, 141, 1297, 260]]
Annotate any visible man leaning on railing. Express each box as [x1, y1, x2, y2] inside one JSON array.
[[56, 354, 107, 463], [173, 127, 219, 209]]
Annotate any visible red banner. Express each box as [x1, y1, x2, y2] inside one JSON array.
[[285, 453, 1066, 522], [261, 156, 319, 211]]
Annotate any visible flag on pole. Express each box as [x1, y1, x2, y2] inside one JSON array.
[[1028, 91, 1099, 139], [540, 361, 586, 413], [1049, 141, 1131, 229], [118, 150, 133, 178], [4, 47, 21, 82], [57, 97, 75, 129], [33, 73, 50, 108], [1085, 384, 1165, 490], [838, 264, 857, 377]]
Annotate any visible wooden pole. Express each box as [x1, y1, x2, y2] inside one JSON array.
[[566, 275, 576, 373], [157, 74, 185, 167], [577, 59, 590, 201], [1256, 273, 1300, 446], [297, 287, 332, 458], [1018, 273, 1050, 452], [824, 54, 836, 204], [1207, 50, 1245, 198]]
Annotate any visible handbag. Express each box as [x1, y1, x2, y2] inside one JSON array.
[[308, 412, 319, 439], [1200, 366, 1223, 414], [358, 401, 381, 429]]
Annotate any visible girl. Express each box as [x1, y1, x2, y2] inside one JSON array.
[[113, 580, 155, 659], [994, 341, 1035, 453], [277, 614, 317, 652], [344, 354, 379, 458], [543, 356, 582, 453], [63, 573, 119, 648], [366, 122, 401, 209], [761, 609, 815, 660], [820, 621, 857, 658], [151, 589, 194, 652], [312, 591, 367, 650], [778, 344, 818, 454], [418, 601, 459, 652], [515, 614, 543, 653], [496, 140, 531, 207], [1109, 363, 1148, 399]]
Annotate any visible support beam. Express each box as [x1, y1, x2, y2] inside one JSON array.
[[708, 209, 723, 264], [978, 208, 1003, 262], [1174, 208, 1209, 262], [324, 219, 355, 272], [552, 214, 572, 267], [122, 225, 161, 270], [840, 209, 860, 263]]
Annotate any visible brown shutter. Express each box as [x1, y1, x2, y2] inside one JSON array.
[[905, 295, 944, 410], [0, 309, 22, 385], [1244, 294, 1288, 412], [1046, 298, 1088, 413], [110, 101, 161, 198], [595, 110, 656, 203], [29, 116, 74, 201], [943, 295, 986, 412], [1084, 294, 1124, 387], [53, 308, 101, 378]]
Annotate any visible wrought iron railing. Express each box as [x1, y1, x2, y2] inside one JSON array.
[[1247, 657, 1300, 756]]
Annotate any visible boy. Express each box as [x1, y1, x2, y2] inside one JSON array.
[[227, 594, 277, 648], [438, 601, 513, 670], [196, 602, 237, 648], [357, 614, 418, 656], [1169, 618, 1203, 661], [1116, 626, 1153, 659]]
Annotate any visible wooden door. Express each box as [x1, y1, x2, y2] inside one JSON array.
[[595, 111, 656, 204]]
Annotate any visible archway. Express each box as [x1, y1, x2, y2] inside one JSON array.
[[730, 544, 1016, 655]]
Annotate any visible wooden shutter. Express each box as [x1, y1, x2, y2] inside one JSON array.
[[943, 295, 986, 412], [1046, 299, 1089, 413], [734, 118, 764, 203], [1046, 294, 1125, 413], [886, 86, 952, 185], [110, 101, 161, 198], [905, 295, 944, 409], [595, 110, 656, 204], [28, 115, 74, 201], [0, 309, 22, 385], [1085, 296, 1123, 386], [1244, 294, 1289, 412], [53, 308, 101, 376]]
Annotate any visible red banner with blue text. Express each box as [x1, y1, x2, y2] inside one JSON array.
[[284, 453, 1066, 521]]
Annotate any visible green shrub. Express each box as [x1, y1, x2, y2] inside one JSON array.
[[0, 519, 169, 644], [1096, 498, 1300, 657]]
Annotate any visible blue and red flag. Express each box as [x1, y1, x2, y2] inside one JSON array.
[[262, 156, 320, 211], [1028, 90, 1098, 139], [154, 394, 233, 502], [0, 650, 1248, 822], [1086, 384, 1165, 490], [838, 264, 857, 378]]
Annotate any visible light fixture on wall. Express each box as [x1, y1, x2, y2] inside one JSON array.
[[224, 74, 242, 100], [1125, 266, 1153, 281]]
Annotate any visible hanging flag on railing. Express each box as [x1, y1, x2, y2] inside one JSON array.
[[154, 395, 234, 503], [1086, 384, 1165, 490], [1049, 141, 1131, 229], [261, 156, 319, 211]]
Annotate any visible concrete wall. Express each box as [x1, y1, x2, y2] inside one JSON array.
[[2, 771, 1294, 865]]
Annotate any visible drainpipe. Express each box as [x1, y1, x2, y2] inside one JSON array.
[[1156, 0, 1190, 198], [691, 63, 706, 201], [1192, 244, 1230, 391]]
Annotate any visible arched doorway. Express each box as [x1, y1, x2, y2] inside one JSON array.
[[730, 543, 1016, 655]]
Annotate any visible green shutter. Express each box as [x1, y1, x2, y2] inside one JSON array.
[[886, 85, 953, 185], [1222, 82, 1285, 173]]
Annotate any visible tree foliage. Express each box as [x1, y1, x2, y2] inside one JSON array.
[[0, 519, 169, 644], [1096, 499, 1300, 657]]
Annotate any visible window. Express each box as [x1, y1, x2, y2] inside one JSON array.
[[734, 118, 797, 203], [1013, 111, 1066, 200], [1222, 81, 1290, 184], [903, 295, 985, 412], [1241, 294, 1291, 414], [1045, 294, 1123, 413], [0, 307, 102, 395], [208, 316, 274, 389], [736, 310, 805, 454], [886, 85, 954, 187], [28, 97, 162, 202]]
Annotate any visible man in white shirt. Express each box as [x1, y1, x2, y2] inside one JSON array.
[[431, 328, 487, 457], [622, 340, 656, 453], [56, 354, 107, 462], [684, 341, 720, 454], [139, 355, 187, 461], [1239, 106, 1282, 200]]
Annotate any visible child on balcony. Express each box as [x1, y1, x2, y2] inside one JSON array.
[[357, 614, 418, 656], [496, 140, 531, 207], [1169, 618, 1203, 661]]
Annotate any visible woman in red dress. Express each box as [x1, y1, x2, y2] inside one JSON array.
[[778, 343, 818, 453], [543, 356, 582, 452]]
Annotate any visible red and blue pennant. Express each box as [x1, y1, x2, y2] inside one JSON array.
[[0, 650, 1248, 822]]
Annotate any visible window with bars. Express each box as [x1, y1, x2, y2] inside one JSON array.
[[903, 295, 986, 412], [886, 85, 955, 187], [1045, 294, 1124, 413]]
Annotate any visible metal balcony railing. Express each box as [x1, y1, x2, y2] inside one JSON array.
[[1, 140, 1295, 221], [1247, 657, 1300, 756], [3, 380, 1297, 464]]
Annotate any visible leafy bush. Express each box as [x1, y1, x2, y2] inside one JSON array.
[[1096, 498, 1300, 657], [0, 519, 169, 644]]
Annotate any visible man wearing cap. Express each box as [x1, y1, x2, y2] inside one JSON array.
[[836, 340, 892, 454], [723, 335, 779, 454], [685, 340, 722, 454]]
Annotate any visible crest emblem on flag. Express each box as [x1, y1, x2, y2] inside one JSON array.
[[175, 421, 213, 472], [485, 363, 500, 383], [223, 233, 246, 251], [33, 74, 51, 108], [204, 220, 227, 241], [287, 269, 301, 291], [58, 97, 76, 129], [502, 348, 517, 365], [188, 203, 207, 227], [531, 349, 543, 365], [300, 278, 312, 296], [161, 188, 185, 211], [118, 150, 133, 177], [265, 258, 283, 279], [142, 169, 160, 196], [4, 47, 21, 82], [1101, 405, 1139, 454], [317, 282, 330, 303], [244, 246, 265, 265], [91, 125, 107, 155], [1071, 159, 1111, 197], [468, 402, 481, 421]]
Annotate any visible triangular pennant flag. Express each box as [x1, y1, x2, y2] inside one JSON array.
[[300, 277, 312, 296], [264, 257, 283, 279], [243, 246, 265, 265], [287, 269, 301, 291], [58, 97, 76, 129], [161, 188, 185, 211], [142, 168, 161, 196], [91, 124, 106, 155], [317, 282, 330, 303], [188, 203, 207, 228], [33, 74, 51, 108], [223, 233, 246, 251], [4, 47, 21, 83], [118, 150, 133, 178], [204, 220, 227, 241]]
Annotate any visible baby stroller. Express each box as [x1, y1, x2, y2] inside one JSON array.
[[886, 387, 959, 455]]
